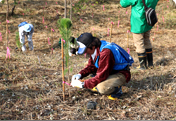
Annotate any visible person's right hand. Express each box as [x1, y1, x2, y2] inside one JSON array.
[[72, 74, 81, 81]]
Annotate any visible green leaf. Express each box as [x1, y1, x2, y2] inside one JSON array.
[[1, 0, 5, 4], [15, 32, 22, 49], [70, 68, 73, 73], [58, 18, 72, 30], [64, 69, 68, 75]]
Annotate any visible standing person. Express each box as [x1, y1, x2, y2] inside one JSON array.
[[18, 21, 34, 52], [71, 33, 133, 100], [120, 0, 159, 70]]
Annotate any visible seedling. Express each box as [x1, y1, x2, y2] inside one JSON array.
[[58, 18, 72, 100], [1, 0, 5, 4], [15, 32, 21, 50]]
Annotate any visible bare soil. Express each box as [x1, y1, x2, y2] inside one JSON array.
[[0, 0, 176, 120]]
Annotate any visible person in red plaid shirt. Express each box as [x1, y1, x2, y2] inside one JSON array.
[[71, 33, 131, 100]]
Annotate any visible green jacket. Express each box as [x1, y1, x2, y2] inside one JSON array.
[[120, 0, 159, 33]]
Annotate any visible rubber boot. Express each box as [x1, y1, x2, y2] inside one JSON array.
[[135, 52, 147, 70], [90, 87, 98, 92], [146, 48, 154, 68], [108, 86, 123, 100]]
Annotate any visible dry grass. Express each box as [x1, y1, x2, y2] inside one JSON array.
[[0, 0, 176, 120]]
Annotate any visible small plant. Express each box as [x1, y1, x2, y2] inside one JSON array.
[[14, 0, 19, 5], [58, 18, 72, 100], [15, 32, 21, 50], [57, 18, 72, 67], [1, 0, 5, 4]]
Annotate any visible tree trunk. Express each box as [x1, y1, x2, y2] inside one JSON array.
[[70, 0, 72, 20], [169, 0, 176, 8], [64, 0, 67, 18]]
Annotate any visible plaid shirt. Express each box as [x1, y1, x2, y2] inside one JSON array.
[[79, 47, 131, 89]]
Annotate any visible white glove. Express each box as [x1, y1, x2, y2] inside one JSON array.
[[22, 45, 26, 52], [71, 79, 84, 88], [72, 74, 81, 81]]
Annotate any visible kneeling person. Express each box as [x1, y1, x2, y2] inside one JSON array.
[[71, 33, 133, 100]]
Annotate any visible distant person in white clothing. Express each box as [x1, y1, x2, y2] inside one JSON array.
[[174, 0, 176, 4], [18, 21, 34, 52]]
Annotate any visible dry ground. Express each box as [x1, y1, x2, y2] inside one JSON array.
[[0, 0, 176, 120]]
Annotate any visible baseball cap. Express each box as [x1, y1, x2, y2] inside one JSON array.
[[23, 24, 32, 32], [18, 21, 28, 27], [77, 33, 94, 55]]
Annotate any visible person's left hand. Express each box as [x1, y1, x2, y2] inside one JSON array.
[[71, 79, 84, 88]]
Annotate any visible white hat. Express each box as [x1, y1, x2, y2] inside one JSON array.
[[23, 24, 32, 32]]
